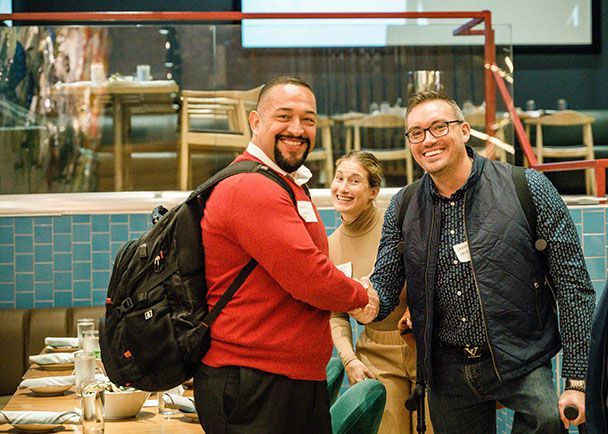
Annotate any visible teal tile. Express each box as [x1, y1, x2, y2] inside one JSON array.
[[53, 216, 71, 234], [92, 271, 110, 290], [0, 245, 14, 263], [33, 301, 53, 309], [92, 215, 109, 232], [35, 217, 51, 225], [34, 225, 51, 243], [53, 234, 71, 253], [110, 224, 129, 242], [34, 263, 52, 282], [15, 217, 33, 235], [74, 262, 91, 281], [34, 282, 53, 300], [92, 252, 110, 271], [73, 280, 92, 300], [74, 215, 90, 223], [319, 209, 337, 229], [16, 273, 33, 291], [54, 291, 72, 307], [92, 290, 107, 305], [92, 233, 110, 252], [72, 299, 92, 307], [584, 234, 605, 257], [0, 217, 13, 226], [16, 254, 33, 272], [111, 215, 128, 223], [73, 244, 91, 261], [582, 210, 604, 234], [0, 265, 14, 282], [569, 208, 581, 224], [15, 235, 33, 253], [34, 244, 52, 262], [576, 224, 582, 242], [0, 226, 14, 243], [111, 243, 123, 259], [53, 254, 72, 272], [585, 257, 606, 280], [129, 214, 149, 232], [73, 223, 91, 242], [0, 302, 14, 309], [15, 292, 33, 309], [53, 272, 72, 290], [0, 283, 14, 301]]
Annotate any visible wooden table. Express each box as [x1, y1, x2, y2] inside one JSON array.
[[54, 80, 179, 191], [1, 363, 203, 433]]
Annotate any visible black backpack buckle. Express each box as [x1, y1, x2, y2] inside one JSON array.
[[119, 297, 134, 313]]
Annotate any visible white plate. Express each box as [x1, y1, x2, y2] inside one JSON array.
[[29, 385, 72, 396], [35, 363, 74, 371], [10, 424, 61, 433]]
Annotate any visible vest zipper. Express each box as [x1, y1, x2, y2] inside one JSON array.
[[462, 194, 502, 382], [424, 204, 436, 385]]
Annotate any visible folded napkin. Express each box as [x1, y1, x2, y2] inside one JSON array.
[[0, 410, 80, 425], [45, 337, 79, 348], [29, 352, 74, 365], [164, 393, 196, 413], [18, 375, 76, 389]]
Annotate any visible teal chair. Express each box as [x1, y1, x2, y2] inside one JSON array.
[[326, 357, 345, 406], [330, 379, 386, 434]]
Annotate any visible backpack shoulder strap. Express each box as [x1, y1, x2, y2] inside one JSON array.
[[512, 166, 537, 237]]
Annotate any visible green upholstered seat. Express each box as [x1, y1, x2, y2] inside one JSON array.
[[330, 379, 386, 434], [326, 357, 345, 406]]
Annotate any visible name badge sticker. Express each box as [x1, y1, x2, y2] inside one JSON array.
[[297, 201, 318, 222], [453, 241, 471, 263], [336, 262, 353, 278]]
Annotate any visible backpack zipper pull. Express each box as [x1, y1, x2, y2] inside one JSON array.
[[153, 250, 164, 272]]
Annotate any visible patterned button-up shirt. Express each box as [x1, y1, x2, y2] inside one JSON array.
[[371, 155, 595, 378]]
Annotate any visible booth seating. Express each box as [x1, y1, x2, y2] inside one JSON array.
[[0, 306, 105, 407]]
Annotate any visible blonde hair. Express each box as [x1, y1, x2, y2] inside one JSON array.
[[335, 151, 383, 188]]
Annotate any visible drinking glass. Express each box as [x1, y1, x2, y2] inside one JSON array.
[[157, 385, 182, 417], [81, 379, 105, 433], [82, 329, 101, 359], [77, 318, 95, 349], [74, 350, 96, 396]]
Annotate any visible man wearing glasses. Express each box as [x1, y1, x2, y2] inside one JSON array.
[[368, 91, 594, 433]]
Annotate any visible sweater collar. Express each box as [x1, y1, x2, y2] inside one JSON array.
[[340, 205, 382, 237]]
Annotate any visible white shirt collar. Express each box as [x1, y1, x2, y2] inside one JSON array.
[[246, 142, 312, 186]]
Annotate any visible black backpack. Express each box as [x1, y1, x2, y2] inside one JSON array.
[[99, 161, 296, 391]]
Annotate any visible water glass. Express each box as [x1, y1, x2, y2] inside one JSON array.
[[81, 379, 105, 433], [82, 330, 101, 359], [136, 64, 151, 81], [157, 386, 182, 417], [74, 350, 96, 396], [77, 318, 95, 349]]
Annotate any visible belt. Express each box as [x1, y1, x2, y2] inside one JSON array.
[[436, 341, 489, 359]]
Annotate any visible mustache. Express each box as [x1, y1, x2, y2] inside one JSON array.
[[275, 134, 311, 146]]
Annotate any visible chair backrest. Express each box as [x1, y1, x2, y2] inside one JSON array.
[[526, 110, 595, 147], [330, 379, 386, 434], [326, 357, 345, 406]]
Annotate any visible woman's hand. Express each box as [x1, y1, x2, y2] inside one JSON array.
[[345, 359, 375, 385]]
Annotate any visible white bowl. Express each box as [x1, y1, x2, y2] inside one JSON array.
[[103, 390, 150, 419]]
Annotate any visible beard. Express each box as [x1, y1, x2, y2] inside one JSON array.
[[274, 135, 311, 173]]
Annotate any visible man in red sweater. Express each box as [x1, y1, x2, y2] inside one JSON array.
[[193, 76, 378, 433]]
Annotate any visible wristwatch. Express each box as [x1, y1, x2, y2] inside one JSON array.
[[565, 378, 586, 393]]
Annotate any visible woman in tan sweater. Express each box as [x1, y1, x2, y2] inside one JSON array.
[[329, 151, 431, 434]]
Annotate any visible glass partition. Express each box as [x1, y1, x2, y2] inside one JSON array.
[[0, 21, 513, 193]]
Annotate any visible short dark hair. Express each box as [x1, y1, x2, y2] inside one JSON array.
[[256, 76, 314, 109], [406, 91, 464, 126]]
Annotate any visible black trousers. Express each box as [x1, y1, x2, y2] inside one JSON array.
[[194, 364, 332, 434]]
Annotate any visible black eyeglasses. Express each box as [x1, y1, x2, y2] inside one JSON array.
[[405, 120, 463, 144]]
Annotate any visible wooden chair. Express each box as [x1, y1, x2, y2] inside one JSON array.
[[307, 115, 335, 187], [525, 110, 596, 195], [179, 86, 262, 190], [464, 110, 509, 162], [343, 113, 414, 185]]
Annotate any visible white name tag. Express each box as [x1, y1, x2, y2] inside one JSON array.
[[297, 201, 318, 222], [453, 241, 471, 263], [336, 262, 353, 278]]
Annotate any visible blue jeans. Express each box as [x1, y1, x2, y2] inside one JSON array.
[[428, 345, 564, 434]]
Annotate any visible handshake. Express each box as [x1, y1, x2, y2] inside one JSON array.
[[348, 277, 379, 324]]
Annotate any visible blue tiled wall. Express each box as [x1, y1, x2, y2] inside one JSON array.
[[0, 205, 603, 433]]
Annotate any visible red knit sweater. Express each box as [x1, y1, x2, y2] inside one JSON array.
[[201, 153, 368, 380]]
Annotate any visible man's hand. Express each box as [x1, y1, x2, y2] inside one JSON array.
[[397, 307, 416, 347], [349, 278, 379, 324], [344, 359, 375, 385], [558, 390, 585, 429]]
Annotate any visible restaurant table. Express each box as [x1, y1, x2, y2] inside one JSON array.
[[53, 80, 179, 191], [1, 362, 203, 433]]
